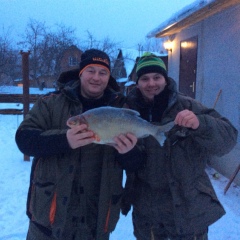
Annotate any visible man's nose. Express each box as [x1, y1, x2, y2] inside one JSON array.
[[148, 79, 155, 85], [92, 72, 101, 80]]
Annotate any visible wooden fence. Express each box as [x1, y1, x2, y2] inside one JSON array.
[[0, 94, 41, 114]]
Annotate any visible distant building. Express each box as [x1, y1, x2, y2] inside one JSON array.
[[60, 45, 82, 73], [112, 48, 168, 94], [42, 45, 82, 88], [11, 46, 83, 89]]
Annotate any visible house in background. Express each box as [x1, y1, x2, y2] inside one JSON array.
[[60, 45, 82, 73], [112, 48, 142, 94], [34, 44, 83, 89], [112, 48, 168, 94], [147, 0, 240, 185]]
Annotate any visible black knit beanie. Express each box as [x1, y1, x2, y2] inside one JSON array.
[[79, 49, 111, 75], [136, 52, 167, 82]]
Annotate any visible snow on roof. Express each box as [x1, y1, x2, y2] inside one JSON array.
[[147, 0, 215, 38], [125, 81, 136, 87], [0, 86, 55, 94], [116, 78, 128, 83]]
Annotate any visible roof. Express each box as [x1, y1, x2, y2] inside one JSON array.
[[116, 77, 128, 83], [120, 48, 141, 77], [125, 81, 135, 87], [147, 0, 240, 38]]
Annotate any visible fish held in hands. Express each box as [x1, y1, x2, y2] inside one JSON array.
[[66, 107, 174, 146]]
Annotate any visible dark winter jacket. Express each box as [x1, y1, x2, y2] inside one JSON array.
[[124, 78, 238, 235], [15, 80, 126, 240]]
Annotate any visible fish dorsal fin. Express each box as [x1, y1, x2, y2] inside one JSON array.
[[121, 108, 140, 116]]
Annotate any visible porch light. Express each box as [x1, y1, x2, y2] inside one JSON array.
[[163, 40, 173, 52]]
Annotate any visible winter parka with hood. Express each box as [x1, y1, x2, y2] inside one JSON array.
[[124, 77, 238, 235], [15, 80, 126, 240]]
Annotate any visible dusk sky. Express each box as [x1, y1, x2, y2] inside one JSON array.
[[0, 0, 195, 49]]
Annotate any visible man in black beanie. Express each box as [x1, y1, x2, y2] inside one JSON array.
[[15, 48, 139, 240], [122, 52, 238, 240], [57, 49, 120, 92]]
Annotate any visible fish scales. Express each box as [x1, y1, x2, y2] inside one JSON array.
[[67, 106, 174, 146]]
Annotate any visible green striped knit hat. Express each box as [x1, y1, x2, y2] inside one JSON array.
[[136, 52, 167, 81]]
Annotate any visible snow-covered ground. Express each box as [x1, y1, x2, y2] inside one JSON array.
[[0, 87, 239, 239]]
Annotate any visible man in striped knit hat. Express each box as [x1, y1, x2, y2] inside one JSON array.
[[122, 52, 238, 240]]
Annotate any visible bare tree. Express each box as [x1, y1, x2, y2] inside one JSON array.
[[85, 30, 97, 49], [18, 19, 46, 86], [37, 33, 56, 77], [18, 20, 77, 87], [4, 20, 121, 88], [0, 26, 19, 85], [137, 37, 167, 54], [36, 24, 77, 78], [82, 31, 121, 67], [51, 24, 77, 76]]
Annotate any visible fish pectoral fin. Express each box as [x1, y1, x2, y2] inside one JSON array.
[[94, 134, 101, 142]]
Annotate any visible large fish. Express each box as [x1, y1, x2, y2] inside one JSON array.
[[66, 106, 175, 146]]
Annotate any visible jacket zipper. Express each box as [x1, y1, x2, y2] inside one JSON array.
[[149, 107, 152, 122]]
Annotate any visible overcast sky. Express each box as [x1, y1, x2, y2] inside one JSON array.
[[0, 0, 195, 49]]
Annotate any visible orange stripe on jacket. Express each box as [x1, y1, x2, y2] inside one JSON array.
[[49, 192, 57, 225]]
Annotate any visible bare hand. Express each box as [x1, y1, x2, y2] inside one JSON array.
[[66, 124, 95, 149], [174, 110, 199, 129], [112, 133, 137, 154]]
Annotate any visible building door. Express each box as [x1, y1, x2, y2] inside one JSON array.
[[179, 36, 198, 98]]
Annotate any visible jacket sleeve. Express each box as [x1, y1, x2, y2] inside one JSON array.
[[15, 97, 72, 157], [188, 100, 238, 156], [15, 128, 71, 157]]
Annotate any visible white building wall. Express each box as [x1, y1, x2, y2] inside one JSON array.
[[167, 4, 240, 142], [166, 4, 240, 185]]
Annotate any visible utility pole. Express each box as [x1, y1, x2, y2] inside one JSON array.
[[20, 50, 31, 161]]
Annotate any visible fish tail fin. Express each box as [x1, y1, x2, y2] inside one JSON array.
[[155, 121, 175, 146]]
